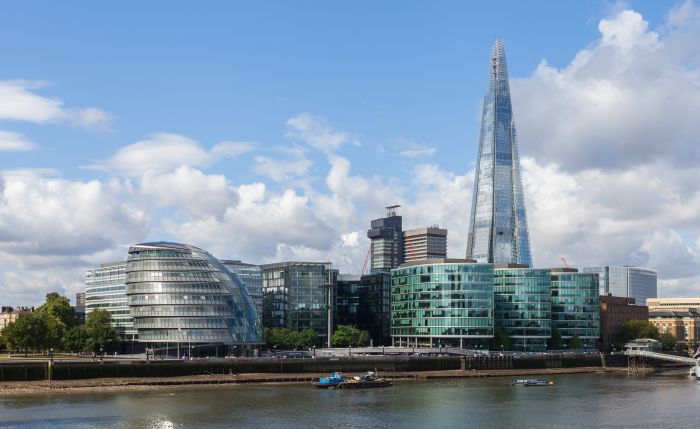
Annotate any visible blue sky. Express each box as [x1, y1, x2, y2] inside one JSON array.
[[0, 1, 670, 180], [1, 1, 699, 304]]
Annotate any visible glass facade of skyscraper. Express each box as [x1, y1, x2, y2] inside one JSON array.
[[550, 269, 600, 348], [126, 242, 261, 347], [494, 267, 551, 351], [466, 39, 532, 267], [391, 260, 494, 348], [85, 261, 138, 341]]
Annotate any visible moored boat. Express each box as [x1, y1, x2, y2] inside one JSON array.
[[313, 372, 345, 388], [512, 379, 554, 386], [337, 372, 393, 389]]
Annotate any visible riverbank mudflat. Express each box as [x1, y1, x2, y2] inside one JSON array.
[[0, 366, 621, 396]]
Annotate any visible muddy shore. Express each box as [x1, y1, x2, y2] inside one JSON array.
[[0, 366, 623, 397]]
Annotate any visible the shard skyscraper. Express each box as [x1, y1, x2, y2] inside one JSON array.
[[466, 39, 533, 267]]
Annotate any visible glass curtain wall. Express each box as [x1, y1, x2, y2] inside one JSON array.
[[391, 262, 494, 348], [550, 271, 600, 348], [494, 268, 551, 351]]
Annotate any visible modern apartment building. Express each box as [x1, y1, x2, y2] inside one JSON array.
[[403, 227, 447, 263]]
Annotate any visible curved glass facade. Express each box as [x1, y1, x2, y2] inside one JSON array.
[[391, 260, 494, 348], [494, 268, 551, 351], [466, 39, 532, 267], [126, 242, 262, 345], [550, 270, 599, 348]]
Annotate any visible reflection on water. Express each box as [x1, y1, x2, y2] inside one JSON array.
[[0, 373, 699, 428]]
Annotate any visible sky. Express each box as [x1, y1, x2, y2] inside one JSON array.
[[1, 0, 699, 305]]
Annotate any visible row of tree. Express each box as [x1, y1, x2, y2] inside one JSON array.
[[263, 327, 318, 349], [0, 293, 120, 355], [262, 325, 371, 350]]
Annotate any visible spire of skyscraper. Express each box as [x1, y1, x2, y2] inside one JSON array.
[[466, 39, 533, 267]]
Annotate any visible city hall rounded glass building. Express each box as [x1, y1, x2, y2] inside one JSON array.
[[391, 259, 494, 348], [126, 242, 262, 355]]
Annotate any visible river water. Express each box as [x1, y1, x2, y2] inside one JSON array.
[[0, 372, 698, 428]]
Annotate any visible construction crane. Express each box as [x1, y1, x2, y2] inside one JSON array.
[[560, 257, 569, 268], [405, 236, 418, 262], [361, 245, 372, 275]]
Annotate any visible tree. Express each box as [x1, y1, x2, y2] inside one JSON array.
[[567, 335, 584, 349], [659, 332, 676, 351], [490, 327, 512, 351], [85, 309, 120, 354], [332, 325, 361, 347], [549, 328, 563, 350], [296, 329, 318, 348], [620, 320, 659, 344], [1, 313, 47, 356], [63, 325, 91, 354], [36, 293, 75, 328]]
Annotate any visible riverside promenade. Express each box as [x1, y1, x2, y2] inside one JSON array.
[[0, 352, 626, 395], [0, 366, 620, 396]]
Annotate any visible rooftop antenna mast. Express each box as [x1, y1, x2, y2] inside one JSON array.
[[386, 205, 401, 217]]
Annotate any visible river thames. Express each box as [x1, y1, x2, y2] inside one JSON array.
[[1, 372, 698, 428]]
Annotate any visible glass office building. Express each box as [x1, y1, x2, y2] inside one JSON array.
[[550, 269, 600, 348], [222, 260, 263, 322], [335, 274, 362, 328], [466, 39, 532, 267], [261, 262, 336, 342], [85, 261, 138, 342], [125, 242, 261, 353], [581, 265, 657, 305], [494, 267, 551, 351], [391, 259, 494, 348], [359, 272, 392, 346]]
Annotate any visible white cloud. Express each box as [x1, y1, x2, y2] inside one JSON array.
[[286, 112, 357, 153], [0, 80, 112, 129], [94, 133, 252, 177], [253, 147, 313, 182], [0, 170, 148, 257], [140, 165, 238, 218], [511, 5, 700, 171], [0, 131, 36, 151], [395, 138, 437, 158], [0, 170, 150, 304], [164, 184, 336, 262]]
